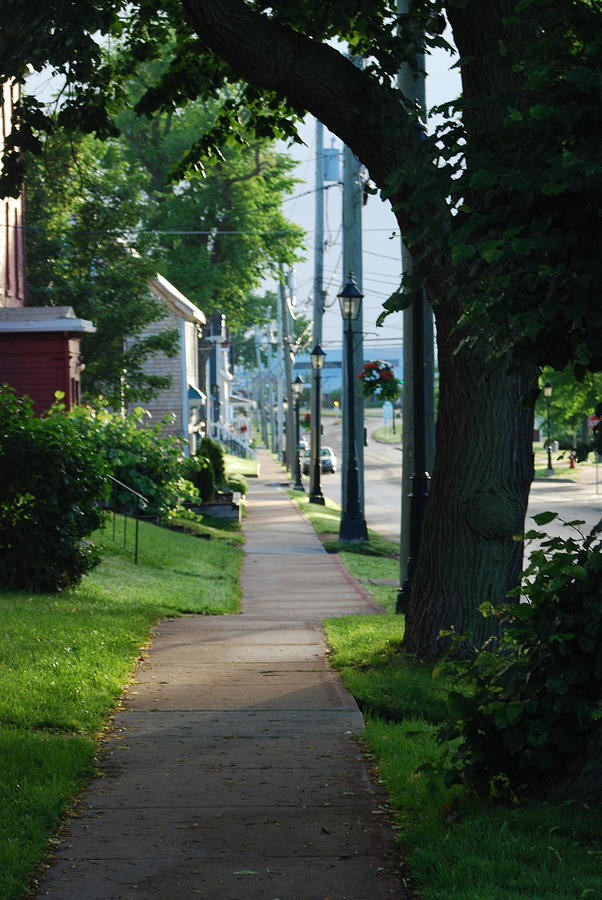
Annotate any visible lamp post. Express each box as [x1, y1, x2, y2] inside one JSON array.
[[338, 273, 368, 542], [292, 375, 305, 491], [309, 344, 326, 505], [396, 287, 431, 614], [544, 381, 554, 475]]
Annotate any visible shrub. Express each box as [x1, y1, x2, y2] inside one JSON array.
[[197, 437, 225, 489], [69, 404, 184, 517], [225, 472, 247, 496], [0, 388, 108, 591], [182, 455, 215, 503], [434, 512, 602, 800]]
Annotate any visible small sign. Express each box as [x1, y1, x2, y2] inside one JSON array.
[[588, 414, 601, 430]]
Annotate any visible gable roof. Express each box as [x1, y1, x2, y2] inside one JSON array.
[[148, 274, 206, 325]]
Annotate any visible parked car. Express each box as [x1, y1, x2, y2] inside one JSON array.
[[302, 446, 337, 475]]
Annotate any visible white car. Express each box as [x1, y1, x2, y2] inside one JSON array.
[[302, 446, 337, 475]]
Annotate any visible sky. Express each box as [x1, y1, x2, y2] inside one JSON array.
[[263, 35, 462, 356]]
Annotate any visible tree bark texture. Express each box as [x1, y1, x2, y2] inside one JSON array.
[[183, 0, 539, 657], [403, 307, 537, 657]]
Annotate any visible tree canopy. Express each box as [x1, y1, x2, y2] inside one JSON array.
[[26, 133, 177, 406], [24, 50, 305, 403]]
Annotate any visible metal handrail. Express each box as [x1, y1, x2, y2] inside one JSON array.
[[107, 475, 149, 564], [108, 475, 148, 507]]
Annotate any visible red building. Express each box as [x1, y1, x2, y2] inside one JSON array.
[[0, 307, 95, 414], [0, 80, 94, 412]]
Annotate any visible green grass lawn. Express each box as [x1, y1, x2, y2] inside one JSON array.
[[289, 489, 602, 897], [0, 516, 242, 900], [223, 452, 257, 478], [324, 615, 602, 899], [371, 424, 402, 444]]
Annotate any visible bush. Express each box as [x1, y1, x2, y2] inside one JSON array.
[[225, 472, 247, 496], [434, 512, 602, 800], [182, 455, 215, 503], [197, 437, 225, 489], [69, 404, 184, 517], [0, 388, 108, 591]]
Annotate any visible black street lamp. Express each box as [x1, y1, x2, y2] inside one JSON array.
[[396, 287, 431, 614], [292, 374, 305, 491], [338, 273, 368, 542], [309, 343, 326, 505], [544, 381, 554, 475]]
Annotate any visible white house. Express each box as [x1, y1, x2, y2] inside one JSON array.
[[129, 274, 206, 456]]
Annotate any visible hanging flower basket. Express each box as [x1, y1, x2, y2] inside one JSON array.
[[358, 360, 401, 402]]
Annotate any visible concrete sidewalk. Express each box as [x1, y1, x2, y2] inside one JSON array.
[[37, 450, 406, 899]]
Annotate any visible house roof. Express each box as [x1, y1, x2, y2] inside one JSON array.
[[148, 274, 206, 325], [0, 305, 95, 334]]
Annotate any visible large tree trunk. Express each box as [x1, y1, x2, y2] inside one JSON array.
[[403, 308, 538, 658]]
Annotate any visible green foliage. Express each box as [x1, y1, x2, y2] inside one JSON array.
[[117, 57, 304, 331], [198, 436, 226, 489], [0, 388, 108, 591], [224, 472, 248, 495], [434, 514, 602, 799], [181, 454, 215, 503], [26, 134, 178, 406], [445, 1, 602, 373], [535, 368, 602, 441], [69, 404, 184, 517]]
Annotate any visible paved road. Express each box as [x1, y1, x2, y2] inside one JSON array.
[[311, 421, 602, 543]]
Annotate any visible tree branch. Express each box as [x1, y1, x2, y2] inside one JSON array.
[[181, 0, 416, 192]]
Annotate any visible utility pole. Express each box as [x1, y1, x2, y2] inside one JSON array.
[[396, 0, 436, 603], [254, 328, 269, 447], [279, 265, 294, 474], [341, 131, 365, 518], [266, 339, 277, 453], [276, 276, 285, 463], [309, 120, 325, 501]]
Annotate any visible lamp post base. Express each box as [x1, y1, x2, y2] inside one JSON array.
[[339, 515, 368, 542], [309, 492, 325, 505], [396, 581, 410, 614]]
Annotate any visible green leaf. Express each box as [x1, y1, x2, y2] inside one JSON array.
[[447, 690, 474, 719], [531, 511, 558, 526]]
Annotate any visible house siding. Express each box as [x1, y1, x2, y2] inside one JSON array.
[[127, 279, 205, 453], [0, 81, 26, 309]]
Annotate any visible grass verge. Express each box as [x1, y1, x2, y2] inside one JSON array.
[[324, 615, 602, 899], [224, 452, 257, 478], [290, 488, 602, 897], [288, 489, 399, 612], [372, 424, 402, 444], [0, 516, 242, 899]]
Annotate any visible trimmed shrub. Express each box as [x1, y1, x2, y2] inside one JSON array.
[[182, 455, 215, 503], [0, 388, 108, 591], [197, 437, 225, 489]]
